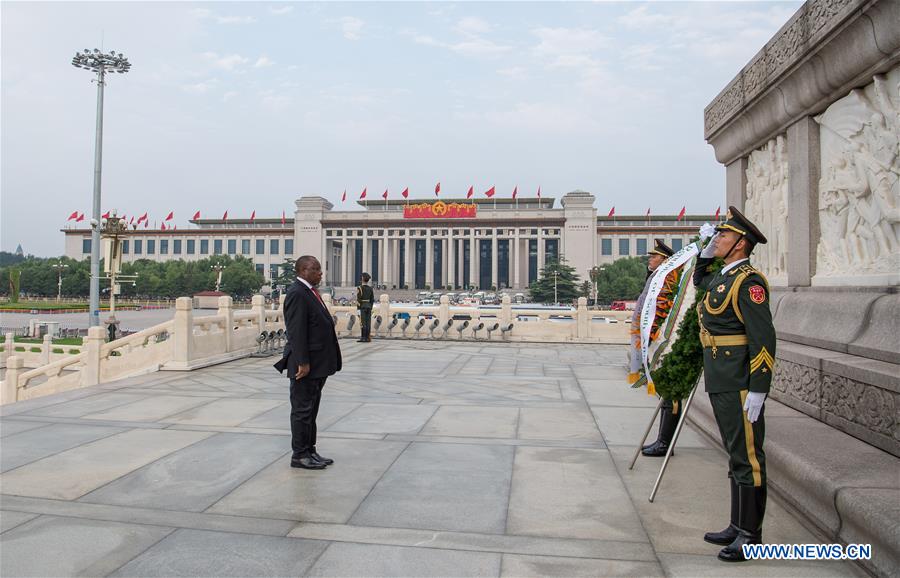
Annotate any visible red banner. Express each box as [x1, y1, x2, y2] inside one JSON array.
[[403, 201, 477, 219]]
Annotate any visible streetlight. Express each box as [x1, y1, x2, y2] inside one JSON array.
[[52, 261, 69, 302], [553, 269, 559, 304], [71, 48, 131, 327], [590, 266, 606, 309], [212, 264, 226, 292], [100, 213, 136, 341]]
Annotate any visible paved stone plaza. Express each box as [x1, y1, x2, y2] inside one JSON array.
[[0, 341, 864, 577]]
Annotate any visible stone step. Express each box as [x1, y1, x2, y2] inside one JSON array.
[[688, 384, 900, 578]]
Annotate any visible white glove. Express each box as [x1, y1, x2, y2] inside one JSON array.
[[743, 391, 766, 423], [699, 222, 716, 241], [700, 232, 719, 258]]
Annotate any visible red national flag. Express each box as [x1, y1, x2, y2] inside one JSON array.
[[76, 212, 85, 222], [484, 186, 495, 198], [67, 210, 79, 221], [382, 189, 389, 200], [143, 219, 149, 228], [466, 186, 474, 199], [138, 212, 148, 223], [608, 207, 615, 217], [160, 222, 167, 231], [512, 186, 518, 199], [129, 216, 135, 224], [102, 211, 110, 219], [250, 210, 256, 222], [174, 225, 177, 230], [715, 206, 721, 219], [401, 187, 409, 199], [281, 210, 286, 225], [164, 211, 174, 221], [677, 206, 686, 221], [646, 207, 651, 217], [341, 190, 347, 203], [434, 182, 440, 196], [192, 210, 201, 220], [359, 187, 367, 200], [537, 186, 541, 198], [222, 210, 228, 221]]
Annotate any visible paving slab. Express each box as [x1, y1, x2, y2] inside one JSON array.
[[507, 446, 648, 542], [0, 515, 172, 577], [658, 552, 866, 577], [500, 553, 664, 577], [111, 528, 327, 577], [81, 395, 213, 422], [350, 441, 514, 533], [580, 379, 660, 408], [0, 510, 38, 533], [327, 403, 438, 435], [591, 405, 709, 448], [1, 423, 126, 472], [80, 432, 288, 511], [0, 419, 52, 438], [21, 392, 148, 418], [0, 428, 212, 500], [162, 398, 282, 427], [517, 406, 603, 441], [307, 542, 501, 577], [208, 438, 408, 523], [419, 405, 519, 438]]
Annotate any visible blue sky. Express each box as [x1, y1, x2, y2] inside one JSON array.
[[1, 1, 801, 256]]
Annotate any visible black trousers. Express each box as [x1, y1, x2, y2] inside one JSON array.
[[289, 376, 327, 457], [710, 390, 766, 487], [360, 308, 372, 339]]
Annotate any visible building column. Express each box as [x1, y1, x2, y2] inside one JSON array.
[[726, 157, 748, 212], [362, 232, 370, 280], [379, 237, 388, 287], [342, 238, 350, 287], [425, 231, 434, 289], [513, 233, 520, 289], [537, 228, 545, 270], [470, 231, 478, 288], [447, 235, 455, 289], [787, 116, 820, 287], [491, 231, 499, 289]]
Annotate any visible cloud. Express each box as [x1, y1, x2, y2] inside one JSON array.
[[617, 6, 673, 30], [190, 8, 212, 19], [260, 91, 292, 111], [411, 27, 510, 57], [339, 16, 364, 40], [254, 56, 275, 68], [454, 17, 491, 36], [269, 5, 294, 16], [497, 66, 528, 80], [532, 27, 609, 68], [182, 79, 218, 94], [203, 52, 250, 71], [215, 15, 257, 25], [222, 91, 238, 102]]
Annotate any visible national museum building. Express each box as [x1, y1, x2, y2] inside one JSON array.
[[62, 191, 715, 290]]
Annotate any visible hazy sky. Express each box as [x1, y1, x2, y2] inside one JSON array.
[[2, 1, 801, 257]]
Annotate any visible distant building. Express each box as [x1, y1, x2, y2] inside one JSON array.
[[15, 244, 24, 257], [62, 191, 715, 290]]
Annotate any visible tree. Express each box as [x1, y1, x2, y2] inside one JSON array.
[[579, 280, 593, 298], [8, 269, 21, 303], [528, 258, 581, 303], [273, 257, 296, 291], [594, 257, 649, 303]]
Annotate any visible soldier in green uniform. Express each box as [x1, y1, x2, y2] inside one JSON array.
[[693, 206, 775, 562], [356, 273, 374, 342]]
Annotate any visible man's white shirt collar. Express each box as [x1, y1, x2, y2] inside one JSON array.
[[722, 258, 749, 274], [297, 276, 312, 289]]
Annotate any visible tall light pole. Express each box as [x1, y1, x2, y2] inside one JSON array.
[[52, 261, 69, 302], [71, 48, 131, 327]]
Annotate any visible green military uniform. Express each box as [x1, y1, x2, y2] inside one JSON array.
[[694, 206, 775, 562], [357, 276, 374, 342]]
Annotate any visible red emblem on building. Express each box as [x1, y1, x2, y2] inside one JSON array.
[[748, 285, 766, 304], [403, 201, 477, 219]]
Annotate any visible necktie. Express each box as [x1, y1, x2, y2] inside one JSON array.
[[311, 287, 326, 307]]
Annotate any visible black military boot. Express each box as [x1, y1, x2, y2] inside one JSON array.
[[718, 485, 766, 562], [704, 475, 739, 545], [642, 400, 678, 457]]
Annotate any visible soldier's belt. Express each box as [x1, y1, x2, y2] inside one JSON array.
[[700, 333, 748, 348]]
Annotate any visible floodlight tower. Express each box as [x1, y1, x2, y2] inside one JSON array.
[[71, 48, 131, 327]]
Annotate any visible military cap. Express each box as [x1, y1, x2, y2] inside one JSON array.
[[716, 205, 768, 245], [648, 238, 674, 257]]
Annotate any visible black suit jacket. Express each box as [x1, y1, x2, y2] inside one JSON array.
[[275, 279, 342, 379]]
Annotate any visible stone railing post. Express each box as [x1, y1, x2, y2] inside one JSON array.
[[1, 332, 13, 368], [2, 356, 23, 404], [80, 326, 105, 386], [172, 296, 194, 366], [41, 334, 52, 365], [438, 295, 450, 326], [576, 297, 589, 339], [218, 295, 234, 352], [500, 295, 512, 326], [251, 294, 266, 332], [378, 294, 391, 333]]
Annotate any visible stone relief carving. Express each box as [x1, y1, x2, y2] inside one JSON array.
[[771, 359, 820, 405], [815, 65, 900, 279], [822, 373, 898, 444], [744, 136, 789, 280]]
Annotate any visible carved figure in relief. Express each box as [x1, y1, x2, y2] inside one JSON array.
[[744, 137, 788, 280], [815, 66, 900, 279]]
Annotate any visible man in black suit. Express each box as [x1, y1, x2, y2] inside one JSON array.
[[275, 256, 342, 469]]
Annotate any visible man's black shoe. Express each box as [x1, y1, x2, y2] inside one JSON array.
[[311, 451, 334, 465], [291, 456, 326, 469], [717, 530, 759, 562], [704, 524, 739, 545]]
